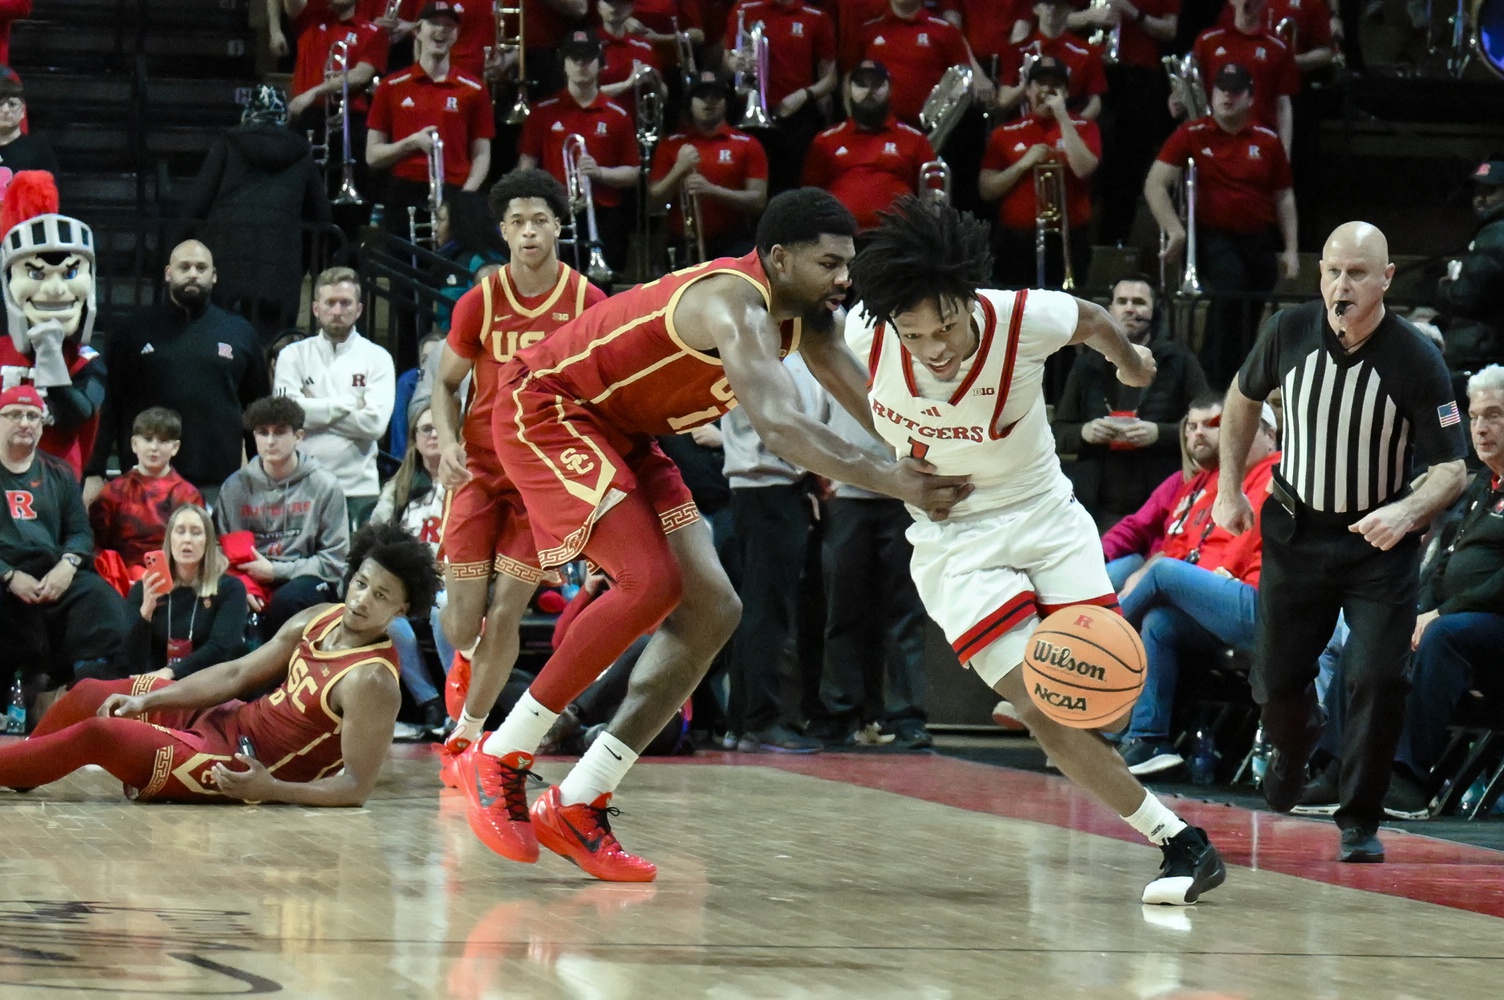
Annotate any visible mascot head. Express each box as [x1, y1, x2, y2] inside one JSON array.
[[0, 171, 97, 353]]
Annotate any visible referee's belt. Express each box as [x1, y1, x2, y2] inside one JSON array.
[[1268, 471, 1379, 528]]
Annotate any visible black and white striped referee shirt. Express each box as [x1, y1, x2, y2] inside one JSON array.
[[1239, 301, 1468, 517]]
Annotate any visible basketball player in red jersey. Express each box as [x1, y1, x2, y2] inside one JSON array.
[[0, 525, 439, 806], [430, 171, 608, 786], [455, 187, 973, 882]]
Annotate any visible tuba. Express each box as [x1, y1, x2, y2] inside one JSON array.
[[1163, 52, 1209, 120], [919, 65, 974, 152], [919, 160, 951, 206], [563, 133, 615, 285], [408, 130, 444, 247], [733, 12, 772, 128], [1033, 159, 1075, 292], [1158, 157, 1202, 297]]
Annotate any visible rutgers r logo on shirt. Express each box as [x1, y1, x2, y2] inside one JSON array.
[[6, 490, 36, 520], [719, 149, 732, 163], [445, 96, 459, 111], [352, 374, 367, 388], [917, 33, 930, 46], [884, 141, 898, 155]]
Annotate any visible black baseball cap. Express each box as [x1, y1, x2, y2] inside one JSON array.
[[687, 69, 731, 100], [850, 59, 889, 87], [417, 1, 461, 24], [1026, 55, 1070, 85], [1472, 160, 1504, 187], [560, 29, 603, 61], [1212, 63, 1254, 94]]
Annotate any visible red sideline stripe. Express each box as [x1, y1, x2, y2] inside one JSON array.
[[1039, 593, 1121, 618], [954, 592, 1036, 664]]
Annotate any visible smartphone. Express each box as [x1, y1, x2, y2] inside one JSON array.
[[143, 550, 165, 573], [237, 735, 257, 761]]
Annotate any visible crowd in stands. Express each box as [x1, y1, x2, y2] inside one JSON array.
[[3, 0, 1504, 816]]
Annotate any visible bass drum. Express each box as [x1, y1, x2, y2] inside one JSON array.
[[1476, 0, 1504, 78]]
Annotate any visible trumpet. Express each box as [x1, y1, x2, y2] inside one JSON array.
[[491, 2, 527, 126], [1033, 159, 1075, 292], [562, 133, 614, 284], [919, 159, 951, 206], [919, 65, 973, 152], [1088, 0, 1121, 66], [1163, 52, 1209, 120], [733, 12, 771, 129], [1158, 157, 1202, 297], [308, 41, 364, 206], [408, 129, 444, 247], [680, 179, 706, 264], [671, 15, 698, 94]]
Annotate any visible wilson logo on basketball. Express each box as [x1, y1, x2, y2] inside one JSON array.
[[1030, 640, 1107, 682]]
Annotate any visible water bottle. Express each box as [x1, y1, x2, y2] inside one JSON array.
[[1189, 726, 1217, 786], [1249, 724, 1272, 786], [6, 671, 26, 734], [245, 612, 263, 652]]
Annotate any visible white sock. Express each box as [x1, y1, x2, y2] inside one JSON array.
[[483, 692, 558, 758], [558, 733, 638, 807], [1123, 792, 1188, 846]]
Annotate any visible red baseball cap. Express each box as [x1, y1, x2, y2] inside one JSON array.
[[0, 385, 46, 413]]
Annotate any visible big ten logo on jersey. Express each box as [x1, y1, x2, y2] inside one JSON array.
[[6, 490, 36, 520], [666, 376, 736, 430], [558, 447, 596, 476], [268, 656, 319, 712], [486, 328, 546, 363]]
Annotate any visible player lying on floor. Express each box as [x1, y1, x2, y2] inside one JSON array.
[[0, 523, 439, 805]]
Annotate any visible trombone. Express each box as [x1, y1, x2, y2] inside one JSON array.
[[635, 75, 663, 269], [671, 15, 698, 93], [408, 130, 444, 247], [919, 160, 951, 206], [309, 40, 364, 205], [680, 179, 706, 264], [1032, 159, 1075, 292], [1157, 157, 1202, 297], [488, 2, 528, 126], [732, 12, 771, 128], [562, 133, 615, 285]]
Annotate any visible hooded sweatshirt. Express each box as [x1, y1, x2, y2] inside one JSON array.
[[213, 450, 348, 584]]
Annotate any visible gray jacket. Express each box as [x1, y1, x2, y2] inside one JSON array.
[[721, 354, 823, 489], [214, 450, 349, 584]]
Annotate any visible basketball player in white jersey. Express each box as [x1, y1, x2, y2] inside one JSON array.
[[842, 197, 1226, 905]]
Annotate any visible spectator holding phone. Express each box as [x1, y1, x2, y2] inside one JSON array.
[[118, 504, 247, 680]]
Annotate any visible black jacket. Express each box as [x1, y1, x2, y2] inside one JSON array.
[[1435, 202, 1504, 369], [118, 575, 248, 678], [1424, 470, 1504, 615], [179, 123, 332, 310], [86, 299, 270, 488]]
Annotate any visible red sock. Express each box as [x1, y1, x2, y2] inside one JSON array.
[[30, 678, 138, 738], [528, 493, 682, 712], [0, 715, 183, 791]]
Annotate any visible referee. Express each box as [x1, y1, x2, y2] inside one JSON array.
[[1213, 222, 1469, 863]]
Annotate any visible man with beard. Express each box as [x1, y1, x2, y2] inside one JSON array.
[[801, 60, 936, 232], [1054, 274, 1210, 528], [85, 241, 269, 508]]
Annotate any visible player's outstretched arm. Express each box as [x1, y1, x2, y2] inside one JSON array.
[[1069, 298, 1156, 387], [98, 608, 323, 720], [692, 281, 971, 519], [430, 343, 475, 489], [798, 308, 882, 439], [215, 663, 402, 807]]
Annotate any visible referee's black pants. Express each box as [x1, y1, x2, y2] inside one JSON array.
[[1253, 494, 1419, 832]]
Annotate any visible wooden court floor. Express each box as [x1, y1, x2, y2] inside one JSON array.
[[3, 741, 1504, 999]]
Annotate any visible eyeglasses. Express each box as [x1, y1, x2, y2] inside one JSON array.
[[0, 409, 43, 423]]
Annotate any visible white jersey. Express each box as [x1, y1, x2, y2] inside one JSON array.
[[845, 288, 1079, 518]]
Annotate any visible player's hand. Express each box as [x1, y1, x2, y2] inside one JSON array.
[[6, 569, 44, 604], [437, 441, 473, 489], [1114, 344, 1156, 387], [1168, 94, 1186, 120], [99, 694, 149, 719], [1212, 490, 1255, 535], [891, 456, 973, 522], [1024, 143, 1053, 167], [211, 753, 273, 801], [1349, 502, 1413, 551], [972, 73, 998, 106], [1412, 608, 1441, 650]]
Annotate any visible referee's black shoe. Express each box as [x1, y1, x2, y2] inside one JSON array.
[[1339, 826, 1385, 863], [1261, 745, 1311, 813]]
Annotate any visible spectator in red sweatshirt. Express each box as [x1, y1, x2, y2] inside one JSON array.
[[89, 407, 204, 573]]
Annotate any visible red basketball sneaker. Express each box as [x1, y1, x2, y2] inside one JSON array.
[[445, 650, 472, 722], [530, 785, 658, 883], [438, 742, 464, 789], [455, 743, 538, 863]]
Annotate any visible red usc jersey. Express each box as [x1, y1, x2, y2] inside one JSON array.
[[130, 605, 399, 800], [447, 262, 608, 453], [507, 251, 801, 437]]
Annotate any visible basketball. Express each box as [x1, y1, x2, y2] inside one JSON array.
[[1022, 605, 1146, 729]]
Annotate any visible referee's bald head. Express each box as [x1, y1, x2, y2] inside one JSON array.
[[1322, 221, 1390, 270]]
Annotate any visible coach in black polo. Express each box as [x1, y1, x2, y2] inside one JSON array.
[[1213, 221, 1468, 863]]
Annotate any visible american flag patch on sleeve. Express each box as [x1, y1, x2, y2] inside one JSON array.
[[1438, 400, 1461, 427]]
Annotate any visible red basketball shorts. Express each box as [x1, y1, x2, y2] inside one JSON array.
[[491, 382, 699, 567], [439, 449, 549, 585]]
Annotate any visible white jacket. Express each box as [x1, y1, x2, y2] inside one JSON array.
[[274, 331, 396, 498]]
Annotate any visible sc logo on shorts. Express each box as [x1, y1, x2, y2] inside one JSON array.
[[559, 447, 596, 476]]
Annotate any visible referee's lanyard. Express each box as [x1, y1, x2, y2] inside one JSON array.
[[166, 590, 197, 666]]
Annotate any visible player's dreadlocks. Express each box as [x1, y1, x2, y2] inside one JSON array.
[[344, 522, 442, 618], [849, 196, 994, 326]]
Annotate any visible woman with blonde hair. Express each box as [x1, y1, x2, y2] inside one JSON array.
[[118, 504, 249, 680]]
